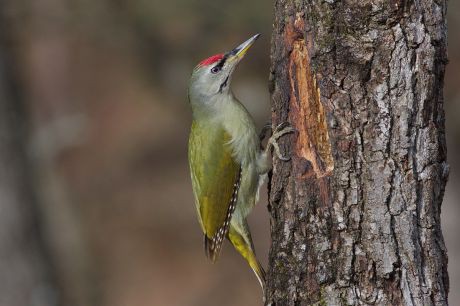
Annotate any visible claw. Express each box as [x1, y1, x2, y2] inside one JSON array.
[[273, 121, 290, 133], [266, 122, 295, 161], [272, 139, 288, 161]]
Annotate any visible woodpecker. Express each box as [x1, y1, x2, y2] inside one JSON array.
[[188, 34, 293, 291]]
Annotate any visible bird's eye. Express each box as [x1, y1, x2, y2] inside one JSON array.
[[210, 66, 221, 74]]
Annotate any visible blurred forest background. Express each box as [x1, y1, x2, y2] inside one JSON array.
[[0, 0, 458, 306]]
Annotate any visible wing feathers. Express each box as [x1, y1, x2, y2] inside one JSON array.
[[189, 122, 240, 261], [206, 167, 242, 261]]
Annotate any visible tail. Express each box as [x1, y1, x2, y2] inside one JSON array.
[[228, 223, 266, 292]]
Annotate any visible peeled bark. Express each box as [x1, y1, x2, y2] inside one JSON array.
[[267, 0, 449, 305]]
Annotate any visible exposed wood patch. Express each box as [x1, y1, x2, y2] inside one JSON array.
[[287, 30, 333, 178]]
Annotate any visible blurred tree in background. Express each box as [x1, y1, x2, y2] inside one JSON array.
[[0, 15, 57, 306]]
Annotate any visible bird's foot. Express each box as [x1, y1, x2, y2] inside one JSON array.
[[259, 121, 272, 141], [266, 122, 295, 161]]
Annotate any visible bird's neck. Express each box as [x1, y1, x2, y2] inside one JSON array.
[[190, 90, 237, 121]]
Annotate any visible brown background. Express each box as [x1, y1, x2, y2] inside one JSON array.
[[3, 0, 459, 305]]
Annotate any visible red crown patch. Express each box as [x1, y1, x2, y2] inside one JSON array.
[[197, 54, 224, 67]]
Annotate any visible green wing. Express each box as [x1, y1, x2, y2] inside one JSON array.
[[188, 120, 240, 261]]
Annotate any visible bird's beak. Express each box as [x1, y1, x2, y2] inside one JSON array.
[[227, 33, 260, 64]]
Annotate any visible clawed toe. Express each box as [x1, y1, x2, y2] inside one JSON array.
[[278, 155, 291, 161], [266, 122, 296, 161], [273, 127, 295, 138]]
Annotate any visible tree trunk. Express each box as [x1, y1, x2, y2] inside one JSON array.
[[267, 0, 449, 305], [0, 18, 58, 306]]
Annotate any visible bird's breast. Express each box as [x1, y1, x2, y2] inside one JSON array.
[[221, 117, 258, 165]]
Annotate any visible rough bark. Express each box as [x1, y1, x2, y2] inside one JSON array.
[[0, 26, 58, 306], [267, 0, 449, 305]]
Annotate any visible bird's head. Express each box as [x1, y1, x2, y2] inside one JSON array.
[[189, 34, 260, 103]]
